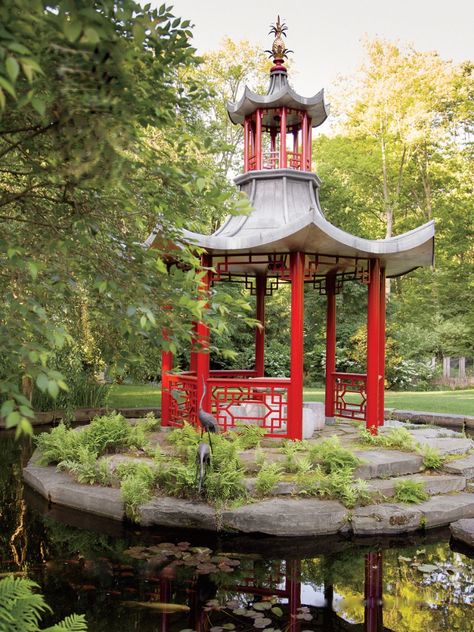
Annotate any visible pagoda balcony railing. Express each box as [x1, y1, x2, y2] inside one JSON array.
[[248, 150, 309, 172], [166, 370, 290, 436], [333, 371, 367, 421]]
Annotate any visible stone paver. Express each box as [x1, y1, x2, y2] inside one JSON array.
[[444, 454, 474, 479], [222, 498, 348, 536], [366, 474, 466, 499], [414, 437, 473, 456], [450, 518, 474, 548], [139, 497, 217, 530], [417, 493, 474, 529], [354, 450, 423, 479], [352, 503, 423, 535]]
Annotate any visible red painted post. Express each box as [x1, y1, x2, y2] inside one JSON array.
[[378, 268, 386, 428], [364, 552, 383, 632], [301, 112, 308, 171], [367, 258, 381, 434], [325, 273, 337, 424], [280, 107, 287, 168], [255, 109, 262, 170], [195, 254, 212, 420], [244, 117, 249, 172], [255, 275, 266, 377], [161, 331, 173, 427], [288, 251, 304, 440]]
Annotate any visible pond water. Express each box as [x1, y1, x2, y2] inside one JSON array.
[[1, 430, 474, 632]]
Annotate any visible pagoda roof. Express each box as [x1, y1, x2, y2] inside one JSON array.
[[156, 170, 434, 279], [227, 69, 328, 128]]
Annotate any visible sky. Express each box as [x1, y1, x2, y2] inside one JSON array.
[[151, 0, 474, 97]]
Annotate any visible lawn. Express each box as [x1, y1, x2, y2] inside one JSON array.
[[108, 384, 474, 417]]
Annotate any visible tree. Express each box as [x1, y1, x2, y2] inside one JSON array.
[[0, 1, 254, 433]]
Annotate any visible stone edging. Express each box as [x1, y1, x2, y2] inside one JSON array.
[[23, 452, 474, 538]]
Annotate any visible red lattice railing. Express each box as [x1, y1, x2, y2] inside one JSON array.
[[167, 372, 198, 427], [333, 372, 367, 421], [209, 377, 289, 437]]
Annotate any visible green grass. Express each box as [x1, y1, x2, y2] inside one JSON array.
[[108, 383, 162, 408], [108, 384, 474, 417]]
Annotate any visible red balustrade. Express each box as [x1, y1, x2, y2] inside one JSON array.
[[209, 376, 289, 436], [333, 372, 367, 421], [167, 372, 198, 427]]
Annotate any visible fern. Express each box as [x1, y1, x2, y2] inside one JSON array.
[[0, 576, 87, 631], [254, 462, 283, 497]]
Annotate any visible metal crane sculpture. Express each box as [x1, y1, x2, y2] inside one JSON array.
[[196, 442, 211, 494], [198, 376, 219, 452]]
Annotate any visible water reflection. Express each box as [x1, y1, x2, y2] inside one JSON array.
[[1, 430, 474, 631]]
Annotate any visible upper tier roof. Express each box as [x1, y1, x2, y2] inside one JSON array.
[[227, 68, 329, 128]]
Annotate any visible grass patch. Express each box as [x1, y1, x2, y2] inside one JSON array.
[[109, 384, 474, 417]]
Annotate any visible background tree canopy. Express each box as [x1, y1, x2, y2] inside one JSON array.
[[1, 4, 472, 433]]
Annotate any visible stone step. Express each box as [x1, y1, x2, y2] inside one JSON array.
[[352, 492, 474, 535], [354, 449, 423, 479], [243, 473, 465, 499], [366, 473, 465, 500], [444, 454, 474, 479]]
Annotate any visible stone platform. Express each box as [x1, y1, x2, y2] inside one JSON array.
[[23, 420, 474, 539]]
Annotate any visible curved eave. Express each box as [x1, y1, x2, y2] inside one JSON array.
[[227, 86, 328, 127], [181, 213, 435, 278]]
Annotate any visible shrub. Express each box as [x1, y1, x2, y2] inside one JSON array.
[[394, 480, 429, 504], [167, 422, 201, 456], [280, 440, 308, 473], [254, 462, 283, 497], [82, 412, 131, 454], [119, 463, 158, 521], [58, 446, 108, 486]]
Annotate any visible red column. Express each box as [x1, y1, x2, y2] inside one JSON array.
[[367, 258, 381, 434], [325, 273, 336, 424], [364, 552, 383, 632], [280, 107, 287, 168], [195, 254, 211, 419], [378, 268, 386, 428], [161, 331, 173, 427], [301, 112, 308, 171], [255, 275, 266, 377], [255, 109, 262, 170], [288, 252, 304, 440], [244, 117, 249, 172]]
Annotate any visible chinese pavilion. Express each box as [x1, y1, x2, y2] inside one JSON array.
[[148, 18, 434, 439]]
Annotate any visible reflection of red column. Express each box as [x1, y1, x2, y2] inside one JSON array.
[[286, 559, 301, 632], [378, 268, 386, 428], [255, 275, 266, 376], [196, 254, 212, 419], [325, 273, 336, 423], [367, 258, 381, 434], [161, 326, 173, 427], [160, 577, 171, 632], [288, 252, 304, 440], [364, 552, 383, 632]]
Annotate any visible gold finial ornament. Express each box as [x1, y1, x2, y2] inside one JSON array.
[[266, 15, 293, 62]]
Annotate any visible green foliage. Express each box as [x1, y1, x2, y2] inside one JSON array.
[[359, 427, 416, 451], [280, 440, 310, 473], [309, 436, 360, 474], [58, 446, 110, 486], [156, 457, 197, 499], [254, 462, 283, 497], [0, 575, 87, 631], [394, 480, 429, 504], [81, 413, 130, 454], [236, 424, 266, 450], [296, 464, 370, 508], [418, 446, 446, 470], [167, 422, 201, 456], [203, 434, 247, 506], [120, 463, 157, 522]]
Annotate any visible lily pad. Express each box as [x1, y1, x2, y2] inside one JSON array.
[[417, 564, 439, 573]]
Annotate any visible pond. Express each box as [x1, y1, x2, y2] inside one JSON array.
[[1, 429, 474, 632]]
